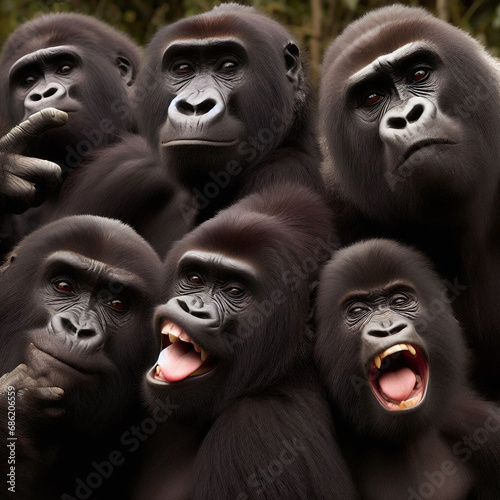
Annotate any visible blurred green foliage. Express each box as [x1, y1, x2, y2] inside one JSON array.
[[2, 0, 500, 84]]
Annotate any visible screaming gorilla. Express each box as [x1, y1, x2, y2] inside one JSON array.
[[135, 4, 323, 222], [136, 185, 357, 500], [0, 14, 142, 252], [319, 5, 500, 399], [0, 215, 161, 499], [314, 239, 500, 499]]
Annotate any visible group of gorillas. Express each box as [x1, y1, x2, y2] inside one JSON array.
[[0, 3, 499, 499]]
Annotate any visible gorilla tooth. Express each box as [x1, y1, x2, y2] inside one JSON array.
[[156, 365, 161, 376], [407, 344, 417, 356], [201, 350, 209, 363], [374, 355, 382, 369], [169, 333, 180, 344]]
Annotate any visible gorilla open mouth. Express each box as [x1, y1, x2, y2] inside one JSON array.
[[153, 320, 218, 383], [369, 343, 429, 411]]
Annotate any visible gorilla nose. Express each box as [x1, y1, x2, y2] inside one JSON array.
[[25, 82, 67, 112], [169, 88, 225, 126], [50, 312, 105, 349], [363, 318, 409, 338], [176, 97, 217, 116], [380, 97, 436, 140]]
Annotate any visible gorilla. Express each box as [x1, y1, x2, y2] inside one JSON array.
[[134, 184, 356, 499], [319, 5, 500, 399], [0, 215, 162, 499], [50, 3, 324, 232], [0, 14, 142, 251], [314, 239, 500, 499]]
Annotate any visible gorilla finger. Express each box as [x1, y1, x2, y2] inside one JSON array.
[[6, 155, 62, 207], [0, 107, 68, 153], [0, 173, 36, 214], [6, 154, 62, 186], [28, 387, 65, 401], [0, 364, 30, 387]]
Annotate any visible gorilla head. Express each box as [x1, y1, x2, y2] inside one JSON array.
[[0, 215, 161, 434], [314, 239, 467, 441], [144, 184, 335, 420], [0, 14, 142, 167], [135, 4, 316, 197], [319, 5, 500, 224]]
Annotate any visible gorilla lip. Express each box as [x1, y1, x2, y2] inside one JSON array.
[[369, 343, 429, 411], [153, 320, 217, 383], [400, 139, 454, 165], [162, 139, 239, 147]]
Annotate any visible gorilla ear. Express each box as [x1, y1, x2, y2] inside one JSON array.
[[0, 251, 16, 272], [116, 56, 134, 86], [284, 42, 301, 87]]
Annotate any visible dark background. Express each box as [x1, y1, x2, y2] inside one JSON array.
[[2, 0, 500, 84]]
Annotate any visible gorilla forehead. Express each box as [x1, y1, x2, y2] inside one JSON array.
[[11, 215, 161, 283], [322, 239, 439, 299], [152, 4, 297, 53], [322, 5, 488, 85], [0, 12, 141, 67]]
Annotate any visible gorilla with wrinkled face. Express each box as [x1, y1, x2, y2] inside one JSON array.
[[135, 3, 324, 223], [0, 215, 162, 499], [315, 239, 500, 499], [135, 184, 357, 500], [319, 5, 500, 399], [0, 14, 142, 255]]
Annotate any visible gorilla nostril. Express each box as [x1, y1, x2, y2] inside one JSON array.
[[367, 328, 390, 338], [387, 116, 407, 129], [195, 98, 216, 115], [77, 328, 96, 338], [177, 298, 190, 313], [406, 104, 424, 123], [389, 323, 407, 335], [176, 100, 195, 116], [61, 317, 77, 334], [29, 93, 42, 102], [190, 310, 212, 320], [43, 87, 58, 98]]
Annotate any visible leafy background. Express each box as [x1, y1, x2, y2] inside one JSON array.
[[2, 0, 500, 85]]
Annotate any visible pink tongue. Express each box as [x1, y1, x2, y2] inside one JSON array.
[[378, 367, 417, 402], [157, 343, 203, 383]]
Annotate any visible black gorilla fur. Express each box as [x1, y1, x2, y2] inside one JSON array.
[[319, 4, 500, 399], [0, 13, 142, 252], [135, 184, 357, 500], [315, 239, 500, 499], [0, 215, 162, 499]]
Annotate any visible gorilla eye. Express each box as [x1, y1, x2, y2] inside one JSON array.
[[347, 302, 369, 316], [187, 274, 203, 285], [107, 298, 129, 312], [218, 60, 238, 72], [225, 286, 245, 297], [411, 68, 430, 83], [24, 75, 37, 86], [391, 294, 410, 306], [173, 63, 194, 75], [363, 92, 383, 107], [58, 64, 73, 74], [53, 279, 74, 293]]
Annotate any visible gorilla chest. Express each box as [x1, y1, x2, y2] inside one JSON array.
[[355, 434, 473, 500]]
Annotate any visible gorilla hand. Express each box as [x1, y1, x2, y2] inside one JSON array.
[[0, 362, 65, 425], [0, 107, 67, 214]]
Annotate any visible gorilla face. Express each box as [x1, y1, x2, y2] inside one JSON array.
[[0, 215, 162, 433], [0, 13, 141, 166], [136, 4, 305, 190], [320, 6, 500, 223], [144, 184, 334, 420], [314, 239, 467, 441]]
